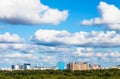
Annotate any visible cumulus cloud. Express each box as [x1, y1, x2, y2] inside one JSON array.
[[75, 47, 120, 58], [0, 30, 120, 67], [0, 53, 39, 66], [0, 42, 119, 67], [0, 32, 24, 43], [0, 43, 73, 66], [0, 0, 68, 25], [0, 43, 72, 54], [31, 29, 71, 46], [81, 1, 120, 30], [74, 47, 120, 63], [4, 53, 37, 59], [31, 29, 120, 47]]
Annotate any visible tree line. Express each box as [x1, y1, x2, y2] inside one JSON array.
[[0, 69, 120, 79]]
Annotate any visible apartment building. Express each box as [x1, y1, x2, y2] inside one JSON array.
[[67, 62, 89, 71]]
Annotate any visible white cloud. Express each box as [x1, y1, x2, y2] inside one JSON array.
[[74, 47, 120, 63], [0, 32, 24, 43], [0, 43, 119, 67], [4, 53, 37, 59], [81, 1, 120, 30], [0, 0, 68, 25], [0, 30, 119, 67], [0, 43, 72, 54], [31, 29, 120, 47], [0, 43, 73, 67], [0, 52, 39, 66], [31, 29, 71, 46], [75, 47, 120, 58]]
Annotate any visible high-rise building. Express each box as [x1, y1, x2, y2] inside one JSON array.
[[11, 65, 17, 70], [57, 61, 65, 70], [67, 62, 89, 71], [24, 63, 31, 70], [67, 62, 74, 70]]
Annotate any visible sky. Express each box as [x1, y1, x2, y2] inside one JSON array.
[[0, 0, 120, 68]]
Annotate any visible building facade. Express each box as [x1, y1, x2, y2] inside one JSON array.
[[67, 62, 89, 71], [24, 63, 31, 70], [91, 64, 101, 70], [57, 61, 65, 70], [11, 64, 24, 70]]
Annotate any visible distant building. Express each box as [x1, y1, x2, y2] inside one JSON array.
[[33, 66, 57, 70], [91, 64, 101, 70], [24, 63, 31, 70], [116, 65, 120, 69], [1, 68, 12, 71], [11, 64, 24, 70], [57, 61, 65, 70], [67, 62, 89, 71], [111, 65, 120, 69]]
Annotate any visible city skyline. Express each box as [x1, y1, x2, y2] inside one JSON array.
[[1, 61, 120, 71], [0, 0, 120, 68]]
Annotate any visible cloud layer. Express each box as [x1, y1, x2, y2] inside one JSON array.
[[31, 29, 120, 47], [81, 1, 120, 30], [0, 32, 24, 43], [75, 48, 120, 58], [0, 1, 119, 68], [74, 47, 120, 64], [0, 0, 68, 25], [0, 43, 119, 67], [0, 30, 119, 67]]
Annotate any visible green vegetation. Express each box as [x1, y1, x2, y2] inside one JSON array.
[[0, 69, 120, 79]]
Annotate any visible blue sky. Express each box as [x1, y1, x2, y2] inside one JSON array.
[[0, 0, 120, 68]]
